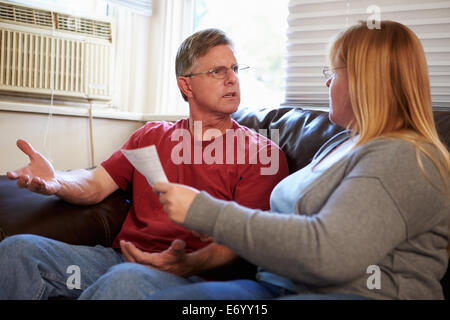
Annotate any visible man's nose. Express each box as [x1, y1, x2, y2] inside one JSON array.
[[225, 68, 238, 83]]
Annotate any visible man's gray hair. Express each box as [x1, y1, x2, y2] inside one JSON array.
[[175, 28, 234, 101]]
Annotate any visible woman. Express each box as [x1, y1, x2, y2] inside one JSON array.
[[153, 20, 450, 300]]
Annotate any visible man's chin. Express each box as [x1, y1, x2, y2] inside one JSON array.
[[225, 99, 240, 114], [231, 103, 240, 113]]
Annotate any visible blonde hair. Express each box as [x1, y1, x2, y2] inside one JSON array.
[[329, 20, 449, 194]]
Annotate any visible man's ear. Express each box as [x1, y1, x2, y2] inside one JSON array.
[[177, 77, 193, 99]]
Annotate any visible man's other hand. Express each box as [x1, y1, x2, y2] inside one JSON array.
[[120, 239, 196, 277]]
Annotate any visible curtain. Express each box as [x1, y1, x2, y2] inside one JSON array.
[[109, 0, 192, 115], [108, 3, 152, 114], [152, 0, 193, 115]]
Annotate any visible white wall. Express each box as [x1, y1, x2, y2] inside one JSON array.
[[0, 110, 144, 173]]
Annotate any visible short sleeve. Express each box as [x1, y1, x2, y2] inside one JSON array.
[[101, 124, 150, 191]]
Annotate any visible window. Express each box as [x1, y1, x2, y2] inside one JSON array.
[[3, 0, 291, 116], [193, 0, 289, 110], [285, 0, 450, 110], [2, 0, 156, 118]]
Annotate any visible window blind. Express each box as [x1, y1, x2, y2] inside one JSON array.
[[284, 0, 450, 109]]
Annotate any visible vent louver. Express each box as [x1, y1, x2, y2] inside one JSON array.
[[57, 14, 111, 41], [0, 2, 53, 28], [0, 1, 111, 41]]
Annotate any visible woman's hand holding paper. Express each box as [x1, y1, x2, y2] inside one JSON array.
[[153, 182, 199, 225]]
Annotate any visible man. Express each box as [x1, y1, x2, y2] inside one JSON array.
[[0, 28, 289, 299]]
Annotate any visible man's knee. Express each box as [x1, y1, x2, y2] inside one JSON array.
[[99, 262, 187, 293], [103, 262, 153, 284], [0, 234, 45, 260], [79, 263, 167, 299]]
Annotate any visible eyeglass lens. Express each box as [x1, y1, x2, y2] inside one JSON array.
[[212, 65, 242, 78]]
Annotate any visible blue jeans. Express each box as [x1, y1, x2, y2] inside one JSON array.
[[0, 234, 369, 300], [146, 280, 292, 300], [145, 281, 369, 300], [0, 234, 203, 300], [78, 264, 205, 299], [0, 234, 124, 299]]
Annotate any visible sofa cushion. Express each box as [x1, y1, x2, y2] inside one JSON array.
[[0, 176, 130, 246]]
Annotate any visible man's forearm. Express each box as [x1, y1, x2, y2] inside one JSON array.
[[55, 166, 116, 205], [55, 169, 101, 205]]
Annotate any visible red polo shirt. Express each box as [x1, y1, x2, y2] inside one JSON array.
[[102, 118, 288, 253]]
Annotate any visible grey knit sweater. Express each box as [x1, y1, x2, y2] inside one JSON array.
[[185, 134, 449, 300]]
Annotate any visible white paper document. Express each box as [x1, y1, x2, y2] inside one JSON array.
[[121, 145, 168, 187]]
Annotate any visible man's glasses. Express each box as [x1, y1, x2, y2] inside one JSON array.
[[322, 66, 347, 79], [182, 64, 250, 79]]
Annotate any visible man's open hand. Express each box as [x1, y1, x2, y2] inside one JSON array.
[[120, 239, 196, 277], [7, 139, 61, 195]]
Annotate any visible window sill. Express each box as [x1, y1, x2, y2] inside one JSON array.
[[0, 100, 187, 122]]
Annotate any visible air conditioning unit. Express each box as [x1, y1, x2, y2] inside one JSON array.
[[0, 0, 113, 101]]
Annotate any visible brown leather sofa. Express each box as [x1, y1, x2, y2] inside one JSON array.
[[0, 106, 448, 299]]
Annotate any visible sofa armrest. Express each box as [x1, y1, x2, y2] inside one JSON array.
[[0, 175, 130, 246]]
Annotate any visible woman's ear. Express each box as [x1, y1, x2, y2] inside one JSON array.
[[177, 77, 193, 100]]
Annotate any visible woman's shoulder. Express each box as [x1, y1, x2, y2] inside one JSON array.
[[348, 136, 446, 193], [351, 136, 418, 164], [359, 136, 414, 151]]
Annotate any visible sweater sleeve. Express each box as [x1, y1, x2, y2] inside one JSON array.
[[184, 140, 441, 286], [186, 178, 406, 286]]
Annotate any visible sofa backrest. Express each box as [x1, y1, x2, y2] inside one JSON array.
[[232, 106, 450, 174]]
